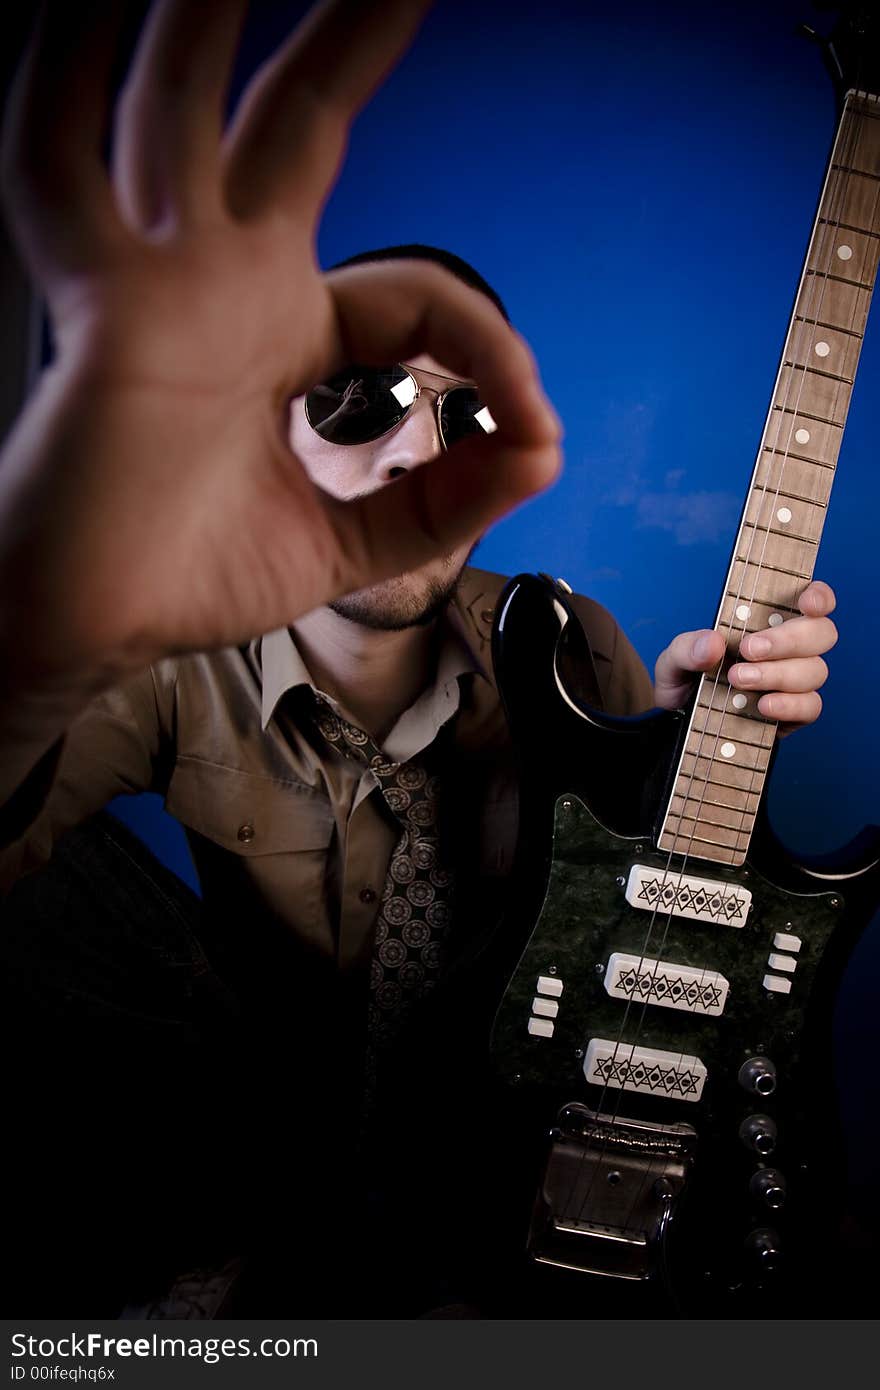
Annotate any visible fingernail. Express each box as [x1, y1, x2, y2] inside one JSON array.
[[732, 664, 761, 686], [744, 635, 771, 657], [693, 635, 715, 663]]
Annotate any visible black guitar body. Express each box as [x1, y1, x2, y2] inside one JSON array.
[[488, 573, 880, 1317]]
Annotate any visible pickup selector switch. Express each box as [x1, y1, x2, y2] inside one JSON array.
[[738, 1055, 777, 1097], [749, 1168, 787, 1210], [739, 1114, 778, 1156]]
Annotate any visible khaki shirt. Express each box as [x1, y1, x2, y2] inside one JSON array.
[[0, 569, 653, 973]]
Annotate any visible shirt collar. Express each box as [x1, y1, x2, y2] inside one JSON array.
[[258, 599, 490, 736]]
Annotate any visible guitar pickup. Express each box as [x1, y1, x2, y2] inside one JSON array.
[[604, 952, 729, 1016], [625, 864, 751, 927], [584, 1039, 708, 1102]]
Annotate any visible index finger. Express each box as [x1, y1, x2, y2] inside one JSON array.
[[320, 259, 561, 452]]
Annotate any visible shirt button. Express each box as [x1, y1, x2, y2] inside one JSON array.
[[480, 608, 495, 624], [237, 823, 255, 843], [359, 887, 377, 905]]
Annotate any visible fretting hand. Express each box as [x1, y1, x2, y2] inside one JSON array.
[[653, 580, 837, 735]]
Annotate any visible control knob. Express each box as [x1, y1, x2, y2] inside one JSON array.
[[744, 1226, 783, 1273], [749, 1168, 787, 1210], [738, 1055, 777, 1097], [739, 1114, 778, 1155]]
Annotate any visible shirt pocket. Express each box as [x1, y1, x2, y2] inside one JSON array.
[[165, 757, 336, 948], [165, 756, 333, 856]]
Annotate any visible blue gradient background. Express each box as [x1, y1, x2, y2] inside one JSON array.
[[109, 0, 879, 1189]]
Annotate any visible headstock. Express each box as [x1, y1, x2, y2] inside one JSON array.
[[802, 2, 880, 105]]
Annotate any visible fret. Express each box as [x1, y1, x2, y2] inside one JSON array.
[[797, 273, 872, 334], [735, 527, 818, 577], [677, 752, 771, 793], [727, 561, 813, 608], [831, 163, 880, 183], [773, 402, 844, 428], [669, 794, 756, 833], [750, 483, 827, 514], [659, 836, 743, 868], [680, 731, 768, 773], [670, 787, 763, 820], [743, 501, 823, 547], [773, 365, 851, 426], [717, 595, 799, 631], [689, 707, 776, 749], [660, 816, 751, 855], [784, 322, 862, 380], [698, 683, 775, 721], [795, 314, 862, 339], [803, 274, 873, 330], [756, 447, 838, 492], [808, 229, 878, 287], [817, 174, 880, 233], [762, 444, 835, 471], [658, 834, 739, 867], [666, 804, 752, 836]]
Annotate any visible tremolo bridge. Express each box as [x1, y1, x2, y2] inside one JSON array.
[[529, 1103, 696, 1281]]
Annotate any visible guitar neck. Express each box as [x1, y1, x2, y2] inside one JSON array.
[[658, 89, 880, 868]]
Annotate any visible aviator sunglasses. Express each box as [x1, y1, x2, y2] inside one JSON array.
[[303, 363, 497, 450]]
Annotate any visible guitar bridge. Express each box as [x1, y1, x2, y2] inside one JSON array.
[[528, 1104, 696, 1281]]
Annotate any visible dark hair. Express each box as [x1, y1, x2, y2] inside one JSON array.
[[327, 243, 509, 322]]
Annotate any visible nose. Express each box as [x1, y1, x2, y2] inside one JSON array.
[[370, 391, 442, 483]]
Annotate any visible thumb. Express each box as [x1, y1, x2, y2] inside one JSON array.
[[653, 628, 724, 710], [322, 430, 561, 594]]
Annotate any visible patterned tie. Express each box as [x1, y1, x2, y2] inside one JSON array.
[[309, 696, 454, 1076]]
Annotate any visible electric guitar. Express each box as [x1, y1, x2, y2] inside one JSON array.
[[489, 6, 880, 1316]]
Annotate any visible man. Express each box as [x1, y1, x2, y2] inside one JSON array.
[[0, 4, 836, 1316], [0, 242, 837, 1317]]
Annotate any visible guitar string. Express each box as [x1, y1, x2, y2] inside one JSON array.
[[596, 97, 871, 1251], [559, 92, 873, 1246], [608, 89, 874, 1250], [605, 90, 876, 1256]]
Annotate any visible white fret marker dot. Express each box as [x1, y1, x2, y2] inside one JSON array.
[[777, 507, 792, 524], [732, 693, 748, 710], [794, 428, 810, 444], [736, 604, 751, 621], [837, 244, 853, 261], [768, 613, 784, 627], [721, 742, 737, 759], [814, 341, 831, 358]]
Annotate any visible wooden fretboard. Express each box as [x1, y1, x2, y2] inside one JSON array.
[[658, 89, 880, 867]]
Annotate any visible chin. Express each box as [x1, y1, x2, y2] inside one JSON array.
[[329, 563, 463, 632]]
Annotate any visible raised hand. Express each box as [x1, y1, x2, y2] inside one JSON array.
[[653, 580, 837, 735], [0, 0, 560, 693]]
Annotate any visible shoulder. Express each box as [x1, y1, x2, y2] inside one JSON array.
[[453, 566, 654, 716]]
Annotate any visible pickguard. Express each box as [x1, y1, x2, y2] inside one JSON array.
[[492, 793, 839, 1111]]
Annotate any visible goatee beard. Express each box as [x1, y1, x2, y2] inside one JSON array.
[[328, 568, 463, 632]]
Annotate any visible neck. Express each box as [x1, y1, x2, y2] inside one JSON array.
[[291, 607, 440, 743]]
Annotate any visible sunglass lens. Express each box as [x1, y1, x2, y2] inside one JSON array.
[[439, 386, 497, 447], [304, 365, 415, 445]]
